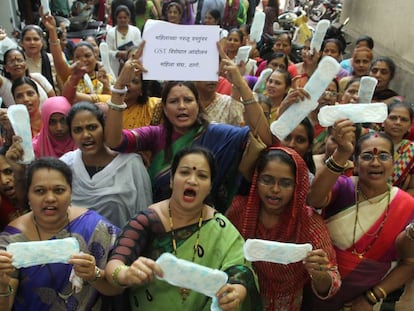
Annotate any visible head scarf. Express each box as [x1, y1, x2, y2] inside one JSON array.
[[237, 147, 323, 309], [32, 96, 76, 158]]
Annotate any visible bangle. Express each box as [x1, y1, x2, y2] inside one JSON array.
[[242, 98, 256, 106], [405, 223, 414, 242], [107, 100, 127, 112], [325, 158, 344, 174], [374, 286, 387, 299], [112, 265, 129, 287], [364, 290, 378, 305], [91, 94, 99, 103], [110, 86, 127, 94], [330, 155, 348, 170], [0, 284, 13, 297], [48, 39, 60, 46]]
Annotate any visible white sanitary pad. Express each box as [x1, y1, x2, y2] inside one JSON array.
[[318, 103, 388, 127], [156, 253, 228, 311], [244, 239, 312, 264], [7, 237, 80, 268]]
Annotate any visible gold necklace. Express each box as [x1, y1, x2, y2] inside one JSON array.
[[352, 184, 390, 259], [33, 214, 73, 303], [168, 203, 203, 302]]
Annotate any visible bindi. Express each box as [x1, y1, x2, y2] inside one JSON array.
[[372, 147, 378, 155], [192, 166, 197, 171]]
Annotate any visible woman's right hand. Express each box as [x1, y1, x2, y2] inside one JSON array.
[[118, 257, 163, 287], [331, 118, 356, 156], [0, 251, 14, 288], [40, 11, 57, 32]]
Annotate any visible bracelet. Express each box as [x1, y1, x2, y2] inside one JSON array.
[[325, 158, 343, 174], [107, 100, 127, 112], [112, 265, 129, 287], [405, 223, 414, 242], [0, 284, 13, 297], [364, 289, 378, 306], [110, 86, 127, 94], [328, 155, 348, 170], [374, 286, 387, 299], [91, 94, 99, 103], [242, 98, 256, 106], [48, 39, 61, 46]]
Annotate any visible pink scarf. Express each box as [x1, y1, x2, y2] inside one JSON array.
[[32, 96, 76, 158]]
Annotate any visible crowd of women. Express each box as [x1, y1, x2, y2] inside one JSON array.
[[0, 0, 413, 310]]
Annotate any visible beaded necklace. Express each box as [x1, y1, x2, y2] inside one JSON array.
[[168, 203, 203, 302], [352, 184, 390, 259], [33, 213, 73, 303]]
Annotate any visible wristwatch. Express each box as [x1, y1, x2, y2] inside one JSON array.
[[91, 266, 102, 282]]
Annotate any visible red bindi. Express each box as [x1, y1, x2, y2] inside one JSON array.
[[372, 147, 378, 155], [192, 166, 197, 170]]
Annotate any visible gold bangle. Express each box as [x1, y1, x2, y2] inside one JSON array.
[[48, 39, 61, 46], [375, 286, 387, 299], [0, 284, 13, 297], [112, 264, 129, 287], [366, 290, 378, 304]]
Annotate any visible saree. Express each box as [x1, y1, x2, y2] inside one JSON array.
[[0, 210, 119, 311], [119, 123, 249, 212], [228, 147, 340, 311], [60, 150, 152, 228], [313, 176, 414, 310], [109, 209, 260, 311], [389, 139, 414, 188]]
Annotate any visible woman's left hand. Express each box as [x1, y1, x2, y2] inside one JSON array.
[[303, 249, 330, 277], [216, 283, 246, 311], [69, 253, 97, 282]]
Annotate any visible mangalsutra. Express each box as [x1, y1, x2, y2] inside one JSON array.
[[352, 184, 390, 259], [168, 203, 203, 302], [33, 213, 73, 303]]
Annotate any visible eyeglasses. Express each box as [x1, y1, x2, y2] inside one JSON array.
[[323, 91, 338, 97], [359, 152, 392, 162], [6, 58, 25, 65], [258, 175, 295, 189]]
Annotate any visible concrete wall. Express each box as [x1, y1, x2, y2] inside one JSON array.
[[341, 0, 414, 103]]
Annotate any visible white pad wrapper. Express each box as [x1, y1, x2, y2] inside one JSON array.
[[310, 20, 330, 54], [318, 103, 388, 127], [250, 11, 265, 43], [99, 42, 116, 78], [244, 239, 312, 264], [7, 237, 80, 268], [7, 105, 35, 164], [270, 56, 340, 140], [83, 73, 94, 94], [69, 268, 83, 293], [358, 76, 378, 103], [41, 0, 51, 14], [253, 68, 272, 92], [156, 253, 228, 311]]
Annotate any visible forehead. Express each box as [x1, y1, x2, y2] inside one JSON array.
[[14, 83, 36, 94], [50, 112, 66, 119], [290, 124, 308, 138], [269, 71, 285, 80], [23, 29, 41, 38], [228, 32, 241, 40], [346, 81, 360, 90], [72, 110, 99, 124], [262, 158, 294, 176], [0, 156, 11, 169], [168, 85, 194, 96], [178, 153, 210, 170], [31, 168, 67, 185], [324, 42, 339, 51], [389, 106, 410, 117], [74, 45, 94, 55], [354, 51, 371, 59], [360, 137, 392, 151], [371, 61, 389, 70], [327, 80, 338, 91], [6, 50, 24, 60]]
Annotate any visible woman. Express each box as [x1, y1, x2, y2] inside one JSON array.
[[32, 96, 76, 158], [228, 147, 340, 310], [383, 102, 414, 195], [339, 47, 373, 93], [255, 52, 289, 85], [166, 1, 184, 24], [60, 102, 152, 228], [204, 9, 228, 39], [340, 77, 360, 104], [307, 123, 414, 309], [106, 5, 142, 76], [0, 157, 121, 310], [104, 47, 272, 213], [321, 38, 349, 80], [280, 117, 316, 176], [370, 56, 403, 104], [272, 33, 298, 78], [0, 48, 55, 107], [224, 29, 256, 75], [105, 146, 260, 310], [20, 25, 57, 92], [264, 69, 291, 123], [11, 77, 42, 137], [41, 14, 113, 104]]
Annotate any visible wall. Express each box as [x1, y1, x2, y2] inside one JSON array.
[[341, 0, 414, 103]]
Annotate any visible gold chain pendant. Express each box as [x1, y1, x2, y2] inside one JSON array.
[[179, 287, 191, 302]]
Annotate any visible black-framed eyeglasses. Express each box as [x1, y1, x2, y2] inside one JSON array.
[[258, 175, 295, 189], [359, 152, 392, 162]]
